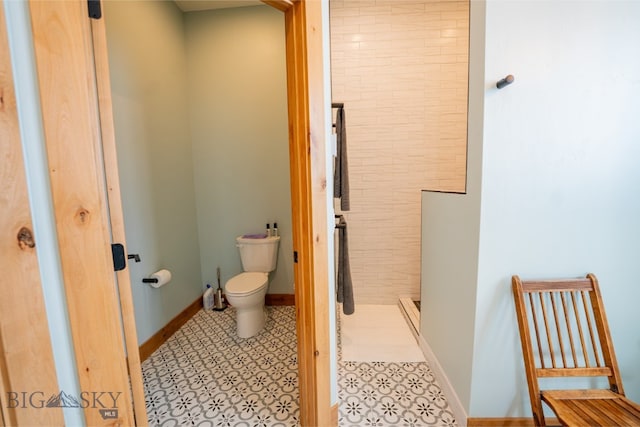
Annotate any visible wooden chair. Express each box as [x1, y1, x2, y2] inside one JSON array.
[[512, 273, 640, 426]]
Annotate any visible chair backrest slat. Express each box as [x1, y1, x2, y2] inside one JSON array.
[[550, 292, 568, 367], [528, 293, 546, 368], [538, 293, 557, 368], [570, 291, 590, 368], [560, 292, 578, 367]]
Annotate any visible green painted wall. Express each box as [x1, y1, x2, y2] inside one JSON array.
[[105, 1, 202, 344], [105, 2, 292, 343], [185, 6, 293, 293]]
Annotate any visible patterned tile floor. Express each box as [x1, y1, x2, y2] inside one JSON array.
[[337, 361, 456, 427], [337, 304, 458, 427], [143, 306, 300, 426], [142, 304, 457, 426]]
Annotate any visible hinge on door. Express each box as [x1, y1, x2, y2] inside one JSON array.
[[111, 243, 126, 271], [293, 251, 298, 264], [88, 0, 102, 19]]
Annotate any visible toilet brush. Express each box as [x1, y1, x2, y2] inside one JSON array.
[[213, 267, 227, 311]]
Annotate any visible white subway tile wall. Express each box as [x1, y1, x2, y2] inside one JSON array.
[[330, 0, 469, 304]]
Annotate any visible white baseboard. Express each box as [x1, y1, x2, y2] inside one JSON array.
[[418, 333, 468, 427]]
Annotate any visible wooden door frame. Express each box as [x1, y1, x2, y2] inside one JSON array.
[[91, 0, 333, 424], [90, 0, 332, 423], [89, 8, 148, 426], [263, 1, 333, 425]]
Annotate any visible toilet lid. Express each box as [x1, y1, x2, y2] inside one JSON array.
[[225, 272, 268, 295]]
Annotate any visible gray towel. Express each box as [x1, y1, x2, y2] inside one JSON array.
[[336, 216, 354, 315], [333, 106, 350, 211]]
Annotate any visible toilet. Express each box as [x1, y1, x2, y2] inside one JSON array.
[[225, 235, 280, 338]]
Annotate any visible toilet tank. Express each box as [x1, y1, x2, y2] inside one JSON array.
[[236, 236, 280, 272]]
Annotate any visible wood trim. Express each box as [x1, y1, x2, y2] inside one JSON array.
[[283, 1, 333, 424], [264, 0, 332, 424], [89, 7, 148, 425], [0, 3, 63, 425], [265, 293, 296, 306], [304, 0, 332, 424], [139, 297, 203, 362], [261, 0, 294, 12], [467, 417, 560, 426], [28, 1, 134, 424], [283, 1, 319, 425], [330, 403, 339, 426]]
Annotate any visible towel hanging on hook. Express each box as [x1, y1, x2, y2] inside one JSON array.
[[333, 103, 350, 211], [335, 215, 354, 315]]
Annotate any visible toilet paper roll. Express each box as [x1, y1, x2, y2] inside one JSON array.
[[148, 269, 172, 288]]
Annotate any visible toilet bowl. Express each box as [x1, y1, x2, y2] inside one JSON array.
[[225, 272, 269, 338], [225, 235, 280, 338]]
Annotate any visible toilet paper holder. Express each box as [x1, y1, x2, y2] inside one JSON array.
[[142, 269, 172, 287]]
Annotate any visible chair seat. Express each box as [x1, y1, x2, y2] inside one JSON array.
[[542, 389, 640, 426]]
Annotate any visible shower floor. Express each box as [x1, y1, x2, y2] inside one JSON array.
[[339, 304, 424, 363]]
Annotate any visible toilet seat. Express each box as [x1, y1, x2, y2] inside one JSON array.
[[225, 272, 268, 296]]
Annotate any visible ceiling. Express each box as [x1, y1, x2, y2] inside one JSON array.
[[174, 0, 263, 12]]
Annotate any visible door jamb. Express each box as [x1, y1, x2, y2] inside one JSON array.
[[90, 0, 333, 424], [264, 1, 332, 425], [89, 11, 148, 425]]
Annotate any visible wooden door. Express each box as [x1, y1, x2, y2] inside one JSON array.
[[0, 3, 63, 425], [26, 0, 145, 425]]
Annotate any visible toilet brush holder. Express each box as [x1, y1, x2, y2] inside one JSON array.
[[213, 267, 227, 311], [213, 287, 227, 311]]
